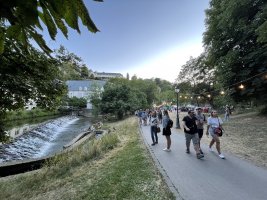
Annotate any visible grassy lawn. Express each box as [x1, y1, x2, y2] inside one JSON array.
[[0, 117, 175, 200]]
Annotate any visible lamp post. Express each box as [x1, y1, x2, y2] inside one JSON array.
[[175, 87, 180, 129]]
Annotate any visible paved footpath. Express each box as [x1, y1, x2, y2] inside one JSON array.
[[139, 124, 267, 200]]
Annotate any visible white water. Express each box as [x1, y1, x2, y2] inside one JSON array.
[[0, 116, 83, 163]]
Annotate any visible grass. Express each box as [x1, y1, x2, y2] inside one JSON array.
[[4, 109, 60, 122], [220, 112, 267, 168], [0, 117, 175, 200]]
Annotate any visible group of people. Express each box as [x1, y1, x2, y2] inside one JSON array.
[[182, 107, 225, 159], [139, 107, 225, 159]]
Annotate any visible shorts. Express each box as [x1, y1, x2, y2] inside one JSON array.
[[209, 128, 218, 138], [162, 127, 171, 136], [197, 129, 203, 139], [185, 133, 199, 145]]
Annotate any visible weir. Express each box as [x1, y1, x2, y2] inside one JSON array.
[[0, 116, 91, 163]]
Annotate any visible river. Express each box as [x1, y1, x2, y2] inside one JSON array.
[[0, 116, 92, 163]]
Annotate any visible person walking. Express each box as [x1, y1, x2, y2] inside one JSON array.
[[195, 107, 206, 154], [157, 109, 163, 124], [162, 110, 172, 151], [182, 110, 204, 159], [206, 110, 225, 159], [224, 105, 230, 121], [150, 110, 159, 146]]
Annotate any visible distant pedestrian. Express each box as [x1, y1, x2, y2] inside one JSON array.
[[224, 105, 230, 121], [157, 109, 163, 124], [206, 110, 225, 159], [162, 110, 172, 151], [195, 107, 206, 154], [182, 110, 204, 159], [138, 109, 143, 125], [150, 111, 159, 146], [141, 110, 148, 125]]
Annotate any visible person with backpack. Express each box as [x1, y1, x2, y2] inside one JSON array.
[[162, 110, 172, 151], [195, 107, 206, 155], [182, 110, 204, 159]]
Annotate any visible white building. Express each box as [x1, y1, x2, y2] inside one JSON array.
[[66, 80, 106, 109], [93, 72, 123, 80]]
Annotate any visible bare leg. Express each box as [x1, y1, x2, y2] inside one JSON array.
[[209, 138, 215, 148], [166, 135, 171, 149], [214, 137, 221, 154]]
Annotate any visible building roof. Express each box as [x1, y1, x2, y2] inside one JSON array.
[[66, 80, 106, 91], [94, 72, 123, 77]]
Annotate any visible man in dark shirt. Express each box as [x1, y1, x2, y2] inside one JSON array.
[[182, 110, 204, 159]]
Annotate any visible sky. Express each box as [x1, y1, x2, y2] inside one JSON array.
[[44, 0, 210, 83]]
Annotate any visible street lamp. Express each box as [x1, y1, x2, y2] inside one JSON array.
[[175, 87, 180, 129]]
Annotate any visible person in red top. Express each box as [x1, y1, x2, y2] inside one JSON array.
[[182, 110, 204, 159]]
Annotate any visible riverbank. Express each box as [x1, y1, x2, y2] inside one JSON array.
[[0, 117, 174, 200]]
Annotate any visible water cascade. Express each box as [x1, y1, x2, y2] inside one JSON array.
[[0, 116, 91, 163]]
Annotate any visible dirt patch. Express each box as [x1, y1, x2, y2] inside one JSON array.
[[170, 111, 267, 169]]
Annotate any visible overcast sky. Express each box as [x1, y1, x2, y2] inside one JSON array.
[[44, 0, 210, 83]]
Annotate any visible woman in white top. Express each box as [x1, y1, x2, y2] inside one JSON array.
[[206, 110, 225, 159]]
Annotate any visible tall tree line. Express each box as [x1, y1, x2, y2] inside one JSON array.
[[177, 0, 267, 110]]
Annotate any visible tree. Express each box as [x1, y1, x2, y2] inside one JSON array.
[[54, 46, 91, 80], [203, 0, 267, 105], [67, 97, 87, 108], [176, 55, 218, 107], [0, 0, 102, 54], [0, 40, 67, 117], [99, 80, 148, 119]]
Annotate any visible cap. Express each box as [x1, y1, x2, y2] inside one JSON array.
[[188, 110, 194, 114]]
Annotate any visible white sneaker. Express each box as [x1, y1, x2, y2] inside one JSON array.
[[219, 154, 225, 159], [209, 147, 213, 152], [163, 148, 171, 152]]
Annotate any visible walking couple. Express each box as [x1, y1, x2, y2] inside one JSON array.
[[182, 108, 225, 159]]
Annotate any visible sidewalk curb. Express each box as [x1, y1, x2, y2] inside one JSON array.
[[138, 124, 184, 200]]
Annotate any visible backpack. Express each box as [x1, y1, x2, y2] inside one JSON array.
[[167, 119, 173, 128]]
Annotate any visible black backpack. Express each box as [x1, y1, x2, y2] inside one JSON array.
[[167, 119, 173, 128]]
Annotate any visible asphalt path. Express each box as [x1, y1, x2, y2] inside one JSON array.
[[140, 124, 267, 200]]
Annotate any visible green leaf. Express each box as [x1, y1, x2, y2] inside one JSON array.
[[43, 8, 57, 40], [0, 28, 5, 54], [76, 0, 99, 33], [256, 21, 267, 43], [6, 25, 22, 39], [63, 0, 80, 33], [46, 4, 68, 38], [30, 30, 52, 54]]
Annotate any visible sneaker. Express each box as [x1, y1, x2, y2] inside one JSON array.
[[151, 143, 155, 146], [163, 148, 171, 152], [186, 149, 190, 154], [197, 153, 204, 159], [219, 154, 225, 159], [209, 147, 213, 152], [155, 141, 158, 144]]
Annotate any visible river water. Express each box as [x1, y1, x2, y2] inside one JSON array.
[[0, 116, 92, 163]]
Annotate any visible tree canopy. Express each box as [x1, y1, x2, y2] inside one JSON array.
[[203, 0, 267, 104], [0, 40, 66, 116], [177, 0, 267, 109], [0, 0, 102, 54]]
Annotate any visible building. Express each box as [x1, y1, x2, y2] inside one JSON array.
[[92, 72, 123, 80], [66, 80, 106, 109]]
